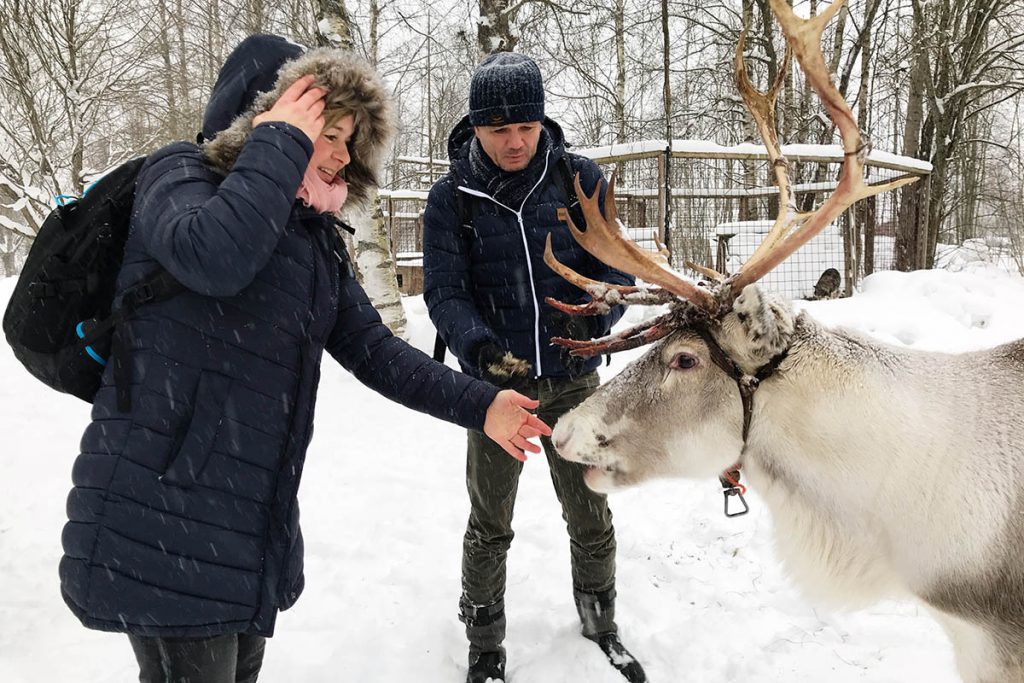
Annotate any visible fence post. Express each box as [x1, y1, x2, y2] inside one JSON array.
[[657, 151, 667, 255], [387, 196, 394, 251], [662, 147, 672, 266], [862, 195, 876, 277], [917, 177, 932, 269]]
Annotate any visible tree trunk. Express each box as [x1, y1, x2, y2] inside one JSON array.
[[614, 0, 626, 179], [348, 197, 407, 335], [661, 0, 672, 260], [157, 0, 180, 139], [174, 0, 191, 140], [1, 246, 15, 277], [852, 14, 872, 285], [924, 120, 952, 268], [478, 0, 516, 56], [840, 212, 855, 296], [318, 0, 407, 336], [318, 0, 355, 49], [894, 7, 928, 271], [861, 196, 877, 276], [369, 0, 380, 67], [957, 133, 979, 244]]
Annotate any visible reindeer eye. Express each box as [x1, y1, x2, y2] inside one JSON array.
[[669, 352, 699, 370]]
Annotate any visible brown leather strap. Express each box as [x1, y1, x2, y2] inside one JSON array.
[[694, 324, 788, 444]]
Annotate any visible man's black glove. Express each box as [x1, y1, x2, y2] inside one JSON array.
[[546, 311, 598, 378], [476, 342, 530, 385]]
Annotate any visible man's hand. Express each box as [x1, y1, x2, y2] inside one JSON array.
[[546, 311, 595, 377], [483, 390, 552, 462], [252, 74, 326, 144], [547, 310, 594, 342], [477, 342, 530, 384]]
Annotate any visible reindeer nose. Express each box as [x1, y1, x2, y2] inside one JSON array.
[[552, 422, 575, 454]]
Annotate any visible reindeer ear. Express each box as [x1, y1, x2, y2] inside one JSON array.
[[733, 284, 794, 361]]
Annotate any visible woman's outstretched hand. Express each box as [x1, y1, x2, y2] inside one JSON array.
[[483, 390, 553, 462], [252, 74, 325, 143]]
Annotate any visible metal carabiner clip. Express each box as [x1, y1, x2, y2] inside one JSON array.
[[723, 486, 749, 517]]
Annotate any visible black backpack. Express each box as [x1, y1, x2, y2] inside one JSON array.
[[3, 156, 183, 407]]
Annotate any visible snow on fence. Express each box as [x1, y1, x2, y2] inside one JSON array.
[[379, 142, 932, 298]]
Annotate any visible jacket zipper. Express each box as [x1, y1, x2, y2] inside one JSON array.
[[457, 149, 551, 376]]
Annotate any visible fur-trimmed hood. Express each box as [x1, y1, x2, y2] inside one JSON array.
[[202, 36, 395, 207]]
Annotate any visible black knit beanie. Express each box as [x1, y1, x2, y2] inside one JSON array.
[[468, 53, 545, 127]]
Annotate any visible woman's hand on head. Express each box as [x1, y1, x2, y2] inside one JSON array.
[[252, 74, 326, 144], [483, 390, 552, 462]]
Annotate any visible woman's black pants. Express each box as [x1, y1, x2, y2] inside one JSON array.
[[128, 633, 266, 683]]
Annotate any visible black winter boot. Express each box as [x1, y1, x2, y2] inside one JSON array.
[[575, 588, 647, 682], [461, 599, 507, 683], [467, 649, 506, 683], [591, 632, 646, 683], [574, 588, 618, 639]]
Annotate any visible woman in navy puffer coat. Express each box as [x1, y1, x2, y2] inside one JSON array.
[[59, 34, 549, 681]]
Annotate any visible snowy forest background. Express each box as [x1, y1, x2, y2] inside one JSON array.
[[0, 0, 1022, 283]]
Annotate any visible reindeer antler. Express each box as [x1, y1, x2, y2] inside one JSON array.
[[734, 24, 797, 269], [554, 173, 719, 313], [546, 0, 918, 358], [551, 312, 681, 358], [542, 235, 679, 313], [728, 0, 918, 295]]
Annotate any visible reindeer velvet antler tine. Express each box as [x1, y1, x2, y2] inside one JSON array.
[[728, 0, 919, 295], [543, 234, 644, 298], [560, 173, 719, 314], [604, 172, 619, 226], [544, 288, 677, 317], [551, 312, 677, 358], [735, 26, 797, 270], [685, 261, 725, 283], [545, 299, 617, 316]]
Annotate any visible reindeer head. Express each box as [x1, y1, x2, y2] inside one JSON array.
[[549, 0, 916, 492], [553, 284, 797, 492]]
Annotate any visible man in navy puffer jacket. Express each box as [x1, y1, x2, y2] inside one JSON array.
[[423, 53, 646, 683], [59, 34, 550, 682]]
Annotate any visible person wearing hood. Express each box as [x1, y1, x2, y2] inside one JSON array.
[[58, 34, 550, 682], [422, 53, 645, 683]]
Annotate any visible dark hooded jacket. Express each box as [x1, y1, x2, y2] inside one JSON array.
[[423, 116, 634, 380], [59, 35, 498, 639]]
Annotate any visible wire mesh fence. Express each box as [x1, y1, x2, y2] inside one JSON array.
[[582, 144, 931, 300], [379, 143, 931, 299]]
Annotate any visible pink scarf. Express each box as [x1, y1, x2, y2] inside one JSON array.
[[297, 166, 349, 213]]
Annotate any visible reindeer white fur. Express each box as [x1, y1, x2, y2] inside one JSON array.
[[536, 0, 1024, 677], [553, 286, 1024, 682]]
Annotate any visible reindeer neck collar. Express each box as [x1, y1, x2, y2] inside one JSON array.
[[695, 324, 787, 518], [694, 325, 789, 444]]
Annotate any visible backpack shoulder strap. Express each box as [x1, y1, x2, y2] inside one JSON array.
[[555, 155, 585, 226], [556, 155, 578, 199], [454, 186, 478, 238], [103, 270, 186, 411], [116, 270, 186, 316], [434, 180, 476, 364]]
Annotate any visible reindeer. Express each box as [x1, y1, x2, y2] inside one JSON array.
[[543, 1, 1024, 681]]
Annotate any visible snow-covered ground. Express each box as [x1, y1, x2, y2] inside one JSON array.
[[1, 264, 1022, 683]]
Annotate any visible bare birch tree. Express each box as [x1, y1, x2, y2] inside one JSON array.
[[478, 0, 519, 55], [318, 0, 407, 336], [907, 0, 1024, 267], [0, 0, 149, 234]]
